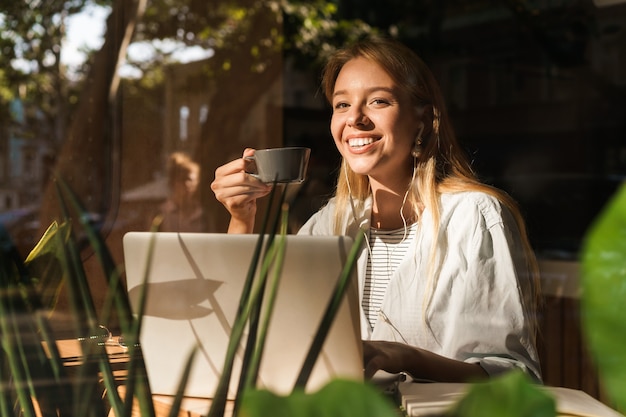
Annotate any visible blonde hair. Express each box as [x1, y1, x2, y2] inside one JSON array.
[[322, 36, 540, 331], [166, 151, 200, 189]]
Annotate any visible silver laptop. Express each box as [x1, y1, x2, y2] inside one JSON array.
[[122, 232, 363, 399]]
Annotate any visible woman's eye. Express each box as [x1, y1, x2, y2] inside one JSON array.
[[334, 102, 349, 110], [371, 98, 390, 106]]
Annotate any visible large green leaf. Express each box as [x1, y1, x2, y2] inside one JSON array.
[[447, 371, 556, 417], [581, 182, 626, 412], [239, 379, 399, 417]]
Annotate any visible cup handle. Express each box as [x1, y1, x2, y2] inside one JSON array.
[[243, 155, 259, 177]]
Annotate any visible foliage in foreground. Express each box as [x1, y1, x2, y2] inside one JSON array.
[[2, 180, 626, 417], [581, 182, 626, 412], [0, 179, 166, 417], [0, 180, 395, 417], [241, 378, 398, 417], [448, 371, 556, 417]]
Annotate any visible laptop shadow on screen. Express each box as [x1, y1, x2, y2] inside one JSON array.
[[126, 234, 245, 380], [127, 278, 223, 320], [126, 233, 235, 336]]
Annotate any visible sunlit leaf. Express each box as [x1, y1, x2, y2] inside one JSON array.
[[581, 182, 626, 411], [240, 379, 398, 417], [447, 371, 556, 417], [24, 221, 71, 310]]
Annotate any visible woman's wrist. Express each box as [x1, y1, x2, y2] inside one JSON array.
[[406, 347, 488, 383], [227, 217, 254, 234]]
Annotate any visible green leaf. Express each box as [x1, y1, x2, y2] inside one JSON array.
[[209, 181, 284, 417], [55, 177, 157, 416], [167, 346, 199, 417], [581, 182, 626, 412], [239, 379, 398, 417], [244, 224, 288, 390], [293, 229, 364, 390], [447, 371, 556, 417], [24, 221, 71, 310], [1, 220, 75, 417]]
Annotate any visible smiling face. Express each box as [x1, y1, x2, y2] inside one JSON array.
[[330, 56, 423, 188]]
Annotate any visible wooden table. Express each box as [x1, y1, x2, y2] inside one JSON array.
[[113, 386, 221, 417], [53, 338, 230, 417], [54, 338, 623, 417]]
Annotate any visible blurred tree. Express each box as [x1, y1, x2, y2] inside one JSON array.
[[0, 0, 112, 147], [35, 0, 146, 234]]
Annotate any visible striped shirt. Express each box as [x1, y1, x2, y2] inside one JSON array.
[[363, 222, 417, 329]]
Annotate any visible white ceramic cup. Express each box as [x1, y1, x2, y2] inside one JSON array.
[[245, 147, 310, 183]]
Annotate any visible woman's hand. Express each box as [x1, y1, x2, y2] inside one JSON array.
[[210, 148, 272, 233], [363, 340, 488, 382], [363, 340, 417, 379]]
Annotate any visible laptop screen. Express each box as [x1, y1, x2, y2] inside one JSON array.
[[122, 232, 363, 398]]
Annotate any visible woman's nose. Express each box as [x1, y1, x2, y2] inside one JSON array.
[[347, 107, 369, 127]]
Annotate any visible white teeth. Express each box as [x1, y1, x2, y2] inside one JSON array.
[[348, 137, 375, 147]]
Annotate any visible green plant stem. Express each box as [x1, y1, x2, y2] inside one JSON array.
[[97, 271, 126, 416], [233, 185, 288, 417], [235, 185, 286, 385], [241, 240, 280, 390], [30, 313, 74, 417], [167, 346, 198, 417], [208, 182, 284, 417], [56, 177, 135, 333], [0, 297, 38, 417], [120, 228, 161, 417], [244, 205, 289, 390], [293, 229, 364, 391], [34, 312, 66, 389], [53, 183, 106, 417], [209, 250, 276, 417], [57, 176, 157, 417]]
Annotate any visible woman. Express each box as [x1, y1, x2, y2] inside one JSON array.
[[157, 151, 205, 232], [211, 36, 541, 383]]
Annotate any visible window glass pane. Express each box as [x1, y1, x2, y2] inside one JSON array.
[[2, 3, 625, 399]]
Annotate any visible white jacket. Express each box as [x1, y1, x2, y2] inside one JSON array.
[[298, 191, 542, 381]]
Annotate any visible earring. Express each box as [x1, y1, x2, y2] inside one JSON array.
[[411, 123, 425, 158], [411, 137, 422, 158]]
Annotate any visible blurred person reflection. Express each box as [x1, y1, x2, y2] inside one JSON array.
[[156, 152, 205, 232]]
